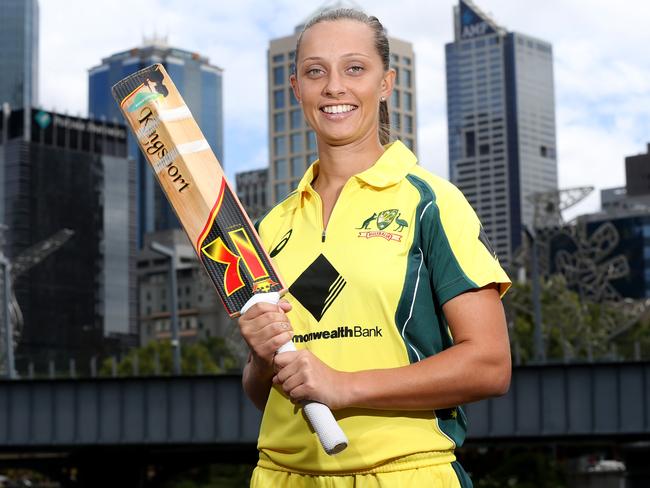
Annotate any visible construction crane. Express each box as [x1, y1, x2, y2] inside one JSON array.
[[0, 228, 75, 375]]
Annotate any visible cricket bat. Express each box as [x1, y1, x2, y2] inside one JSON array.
[[112, 64, 347, 455]]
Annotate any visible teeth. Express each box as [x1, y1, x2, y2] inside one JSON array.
[[322, 104, 355, 114]]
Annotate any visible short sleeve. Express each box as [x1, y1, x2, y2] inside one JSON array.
[[421, 183, 511, 305]]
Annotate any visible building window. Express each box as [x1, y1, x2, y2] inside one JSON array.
[[290, 109, 302, 129], [465, 131, 476, 157], [394, 66, 400, 86], [403, 56, 411, 65], [307, 153, 317, 165], [275, 182, 289, 199], [404, 92, 412, 112], [274, 136, 287, 156], [391, 89, 400, 109], [404, 138, 413, 150], [274, 159, 287, 179], [274, 112, 286, 132], [272, 53, 284, 63], [306, 130, 317, 151], [273, 89, 285, 109], [273, 66, 285, 86], [291, 132, 303, 153], [404, 115, 413, 134], [402, 69, 412, 88], [289, 88, 300, 106], [291, 156, 303, 178], [479, 144, 490, 155]]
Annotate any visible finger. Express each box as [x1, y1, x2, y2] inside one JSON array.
[[272, 350, 299, 370], [241, 301, 284, 319], [278, 299, 293, 312], [240, 312, 291, 341]]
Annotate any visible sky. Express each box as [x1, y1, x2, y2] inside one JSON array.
[[39, 0, 650, 219]]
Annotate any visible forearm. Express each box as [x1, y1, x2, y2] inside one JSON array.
[[342, 341, 511, 411], [242, 355, 274, 411]]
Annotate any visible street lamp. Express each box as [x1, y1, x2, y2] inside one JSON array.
[[0, 253, 15, 379], [523, 227, 546, 363], [150, 241, 181, 375]]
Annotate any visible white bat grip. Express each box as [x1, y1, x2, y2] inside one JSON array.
[[241, 292, 348, 455]]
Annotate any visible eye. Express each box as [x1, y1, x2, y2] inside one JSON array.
[[305, 67, 324, 77], [347, 65, 365, 74]]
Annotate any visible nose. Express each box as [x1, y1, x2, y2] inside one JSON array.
[[323, 71, 345, 97]]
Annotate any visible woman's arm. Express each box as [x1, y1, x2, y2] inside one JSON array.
[[239, 300, 294, 411], [273, 284, 510, 410]]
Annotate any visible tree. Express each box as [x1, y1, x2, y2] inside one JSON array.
[[505, 274, 647, 363], [99, 338, 238, 376]]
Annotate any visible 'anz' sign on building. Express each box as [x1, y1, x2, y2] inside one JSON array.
[[460, 0, 496, 40]]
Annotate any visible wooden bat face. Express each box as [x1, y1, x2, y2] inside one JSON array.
[[112, 64, 284, 316]]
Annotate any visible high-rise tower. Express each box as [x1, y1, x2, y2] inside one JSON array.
[[0, 0, 39, 109], [446, 0, 558, 265]]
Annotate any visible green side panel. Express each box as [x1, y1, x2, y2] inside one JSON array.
[[452, 460, 474, 488]]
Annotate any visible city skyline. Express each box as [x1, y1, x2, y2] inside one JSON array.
[[38, 0, 650, 218]]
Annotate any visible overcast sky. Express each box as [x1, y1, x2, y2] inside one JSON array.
[[39, 0, 650, 218]]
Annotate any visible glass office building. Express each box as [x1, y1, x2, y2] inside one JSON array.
[[0, 108, 136, 372], [446, 0, 558, 265], [88, 39, 224, 248], [268, 6, 417, 204], [0, 0, 39, 109]]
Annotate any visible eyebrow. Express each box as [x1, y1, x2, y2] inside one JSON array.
[[301, 53, 372, 63]]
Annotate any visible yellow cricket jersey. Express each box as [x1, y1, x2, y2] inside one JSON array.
[[255, 140, 511, 474]]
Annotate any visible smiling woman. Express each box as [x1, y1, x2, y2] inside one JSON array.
[[238, 7, 512, 488]]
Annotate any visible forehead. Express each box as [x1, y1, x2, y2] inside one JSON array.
[[298, 19, 377, 60]]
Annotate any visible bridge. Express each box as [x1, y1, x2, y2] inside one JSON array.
[[0, 362, 648, 486]]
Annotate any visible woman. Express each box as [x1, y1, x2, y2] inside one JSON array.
[[239, 8, 511, 487]]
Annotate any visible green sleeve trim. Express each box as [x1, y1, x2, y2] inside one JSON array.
[[405, 175, 479, 304]]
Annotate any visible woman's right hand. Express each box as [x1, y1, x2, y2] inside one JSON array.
[[238, 299, 293, 375]]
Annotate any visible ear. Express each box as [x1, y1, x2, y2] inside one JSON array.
[[380, 68, 396, 102], [290, 74, 301, 104]]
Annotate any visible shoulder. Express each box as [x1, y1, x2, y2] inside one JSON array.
[[404, 165, 475, 221], [255, 190, 300, 235]]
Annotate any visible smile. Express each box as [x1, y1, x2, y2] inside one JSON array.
[[321, 104, 358, 114]]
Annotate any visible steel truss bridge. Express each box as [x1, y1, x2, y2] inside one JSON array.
[[0, 362, 649, 487]]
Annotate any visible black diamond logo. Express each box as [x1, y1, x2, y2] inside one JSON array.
[[289, 254, 346, 321]]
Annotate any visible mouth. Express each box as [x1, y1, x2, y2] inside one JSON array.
[[320, 104, 358, 115]]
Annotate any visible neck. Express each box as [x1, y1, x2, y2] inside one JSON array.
[[314, 134, 385, 192]]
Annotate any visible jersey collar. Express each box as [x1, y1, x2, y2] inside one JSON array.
[[296, 140, 418, 195]]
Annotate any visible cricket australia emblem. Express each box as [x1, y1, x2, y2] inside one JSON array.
[[356, 209, 409, 242]]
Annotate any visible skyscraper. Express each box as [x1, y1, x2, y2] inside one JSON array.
[[0, 0, 39, 109], [0, 107, 135, 372], [267, 4, 417, 204], [88, 38, 224, 247], [446, 0, 558, 265]]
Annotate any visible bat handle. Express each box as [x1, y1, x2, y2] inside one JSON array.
[[241, 292, 349, 455]]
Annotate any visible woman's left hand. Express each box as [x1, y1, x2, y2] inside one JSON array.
[[272, 350, 349, 410]]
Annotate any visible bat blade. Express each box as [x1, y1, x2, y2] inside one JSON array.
[[112, 64, 348, 455], [111, 64, 284, 316]]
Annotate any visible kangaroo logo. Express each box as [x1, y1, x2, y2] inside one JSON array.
[[357, 213, 377, 229], [357, 209, 409, 243]]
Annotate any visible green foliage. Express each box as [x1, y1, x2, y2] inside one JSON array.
[[99, 337, 239, 376], [473, 449, 566, 488], [505, 274, 648, 363], [159, 464, 254, 488]]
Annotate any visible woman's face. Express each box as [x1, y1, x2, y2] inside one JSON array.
[[291, 20, 394, 147]]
